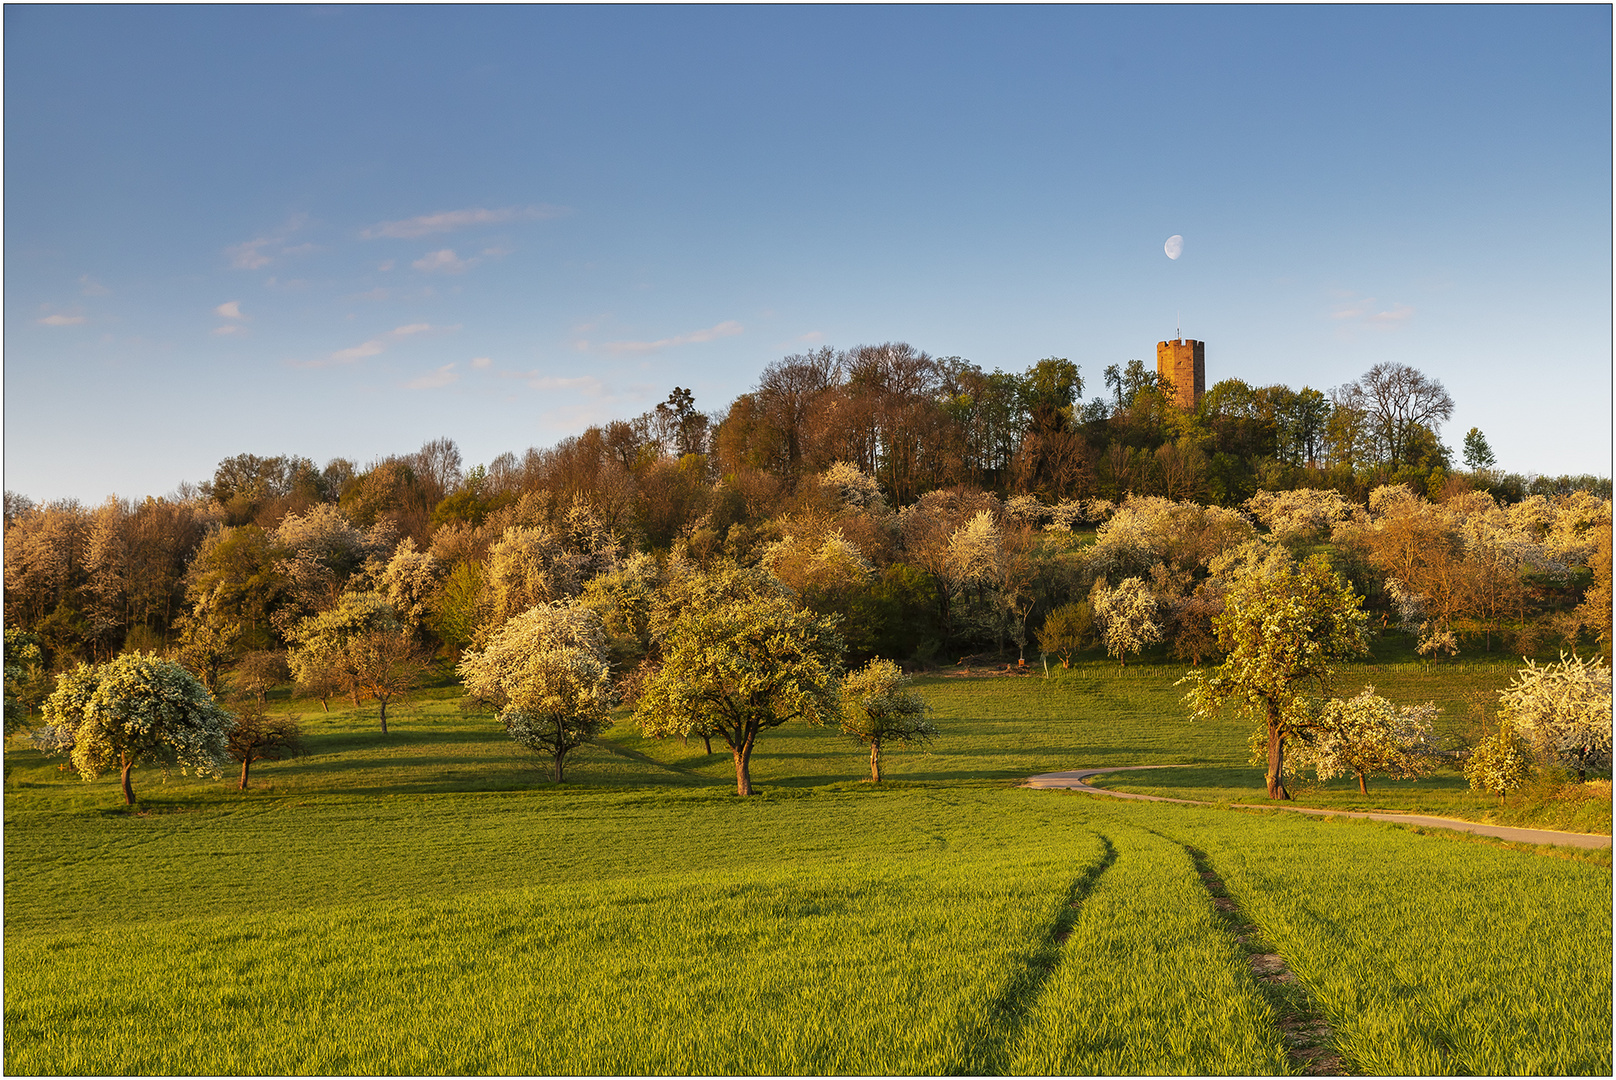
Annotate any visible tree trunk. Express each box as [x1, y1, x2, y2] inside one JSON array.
[[377, 697, 388, 735], [869, 738, 882, 782], [121, 757, 136, 805], [320, 695, 330, 713], [554, 750, 566, 784], [1265, 719, 1291, 800], [1357, 770, 1368, 795], [239, 757, 252, 790], [703, 734, 712, 755], [733, 725, 756, 796]]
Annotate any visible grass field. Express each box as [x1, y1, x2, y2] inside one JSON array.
[[5, 654, 1611, 1075]]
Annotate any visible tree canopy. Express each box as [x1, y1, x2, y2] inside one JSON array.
[[840, 658, 937, 782], [1183, 554, 1368, 799], [635, 565, 843, 795], [1498, 652, 1612, 781], [1289, 686, 1438, 794], [38, 653, 232, 804], [458, 601, 613, 783]]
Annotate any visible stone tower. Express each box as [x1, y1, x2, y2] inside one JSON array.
[[1155, 337, 1204, 410]]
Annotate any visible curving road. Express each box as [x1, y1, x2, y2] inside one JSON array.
[[1026, 765, 1614, 850]]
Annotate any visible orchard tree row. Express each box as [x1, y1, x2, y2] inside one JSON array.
[[20, 544, 1607, 807]]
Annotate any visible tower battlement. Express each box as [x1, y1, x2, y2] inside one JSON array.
[[1156, 338, 1205, 410]]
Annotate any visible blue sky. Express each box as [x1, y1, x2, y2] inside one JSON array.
[[6, 5, 1610, 503]]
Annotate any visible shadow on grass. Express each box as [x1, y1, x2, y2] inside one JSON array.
[[968, 833, 1120, 1074]]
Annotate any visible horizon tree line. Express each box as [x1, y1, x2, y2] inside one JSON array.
[[4, 347, 1609, 691]]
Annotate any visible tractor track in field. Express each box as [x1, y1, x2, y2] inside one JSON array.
[[980, 835, 1119, 1072], [1025, 765, 1614, 849], [1181, 844, 1346, 1076]]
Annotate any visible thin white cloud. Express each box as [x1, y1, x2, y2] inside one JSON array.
[[471, 356, 493, 369], [226, 213, 311, 270], [213, 324, 246, 336], [597, 320, 744, 356], [312, 322, 452, 367], [406, 363, 460, 390], [215, 301, 243, 319], [1330, 292, 1414, 328], [79, 275, 109, 297], [228, 239, 274, 270], [361, 204, 567, 240], [38, 314, 87, 326], [1365, 303, 1414, 325], [412, 249, 475, 274], [331, 339, 387, 363]]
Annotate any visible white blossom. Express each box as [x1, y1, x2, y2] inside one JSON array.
[[1499, 652, 1612, 778]]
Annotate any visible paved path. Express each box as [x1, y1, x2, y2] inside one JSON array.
[[1026, 765, 1614, 850]]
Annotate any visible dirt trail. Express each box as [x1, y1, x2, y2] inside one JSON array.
[[1025, 765, 1614, 850]]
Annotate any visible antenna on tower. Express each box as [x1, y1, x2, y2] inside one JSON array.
[[1176, 310, 1180, 341]]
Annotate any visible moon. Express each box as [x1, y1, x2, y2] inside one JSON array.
[[1164, 235, 1183, 260]]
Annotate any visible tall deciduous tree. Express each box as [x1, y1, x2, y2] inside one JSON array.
[[184, 524, 291, 654], [840, 658, 937, 782], [459, 602, 613, 782], [1335, 362, 1455, 467], [636, 566, 843, 795], [755, 349, 839, 490], [38, 653, 232, 804], [1183, 554, 1369, 799]]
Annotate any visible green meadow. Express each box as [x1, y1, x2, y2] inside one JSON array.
[[5, 657, 1611, 1075]]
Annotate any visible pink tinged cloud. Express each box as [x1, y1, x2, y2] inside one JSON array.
[[215, 301, 243, 319], [362, 204, 568, 240], [227, 240, 273, 270], [38, 314, 88, 326], [406, 364, 460, 390], [412, 249, 474, 274], [1330, 295, 1414, 327], [599, 320, 744, 355], [330, 339, 387, 363], [323, 322, 444, 366]]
